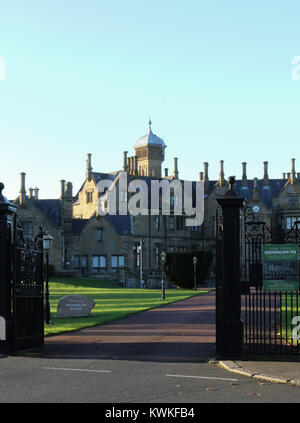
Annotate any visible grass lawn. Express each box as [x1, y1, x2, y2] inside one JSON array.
[[280, 294, 300, 344], [45, 277, 210, 336]]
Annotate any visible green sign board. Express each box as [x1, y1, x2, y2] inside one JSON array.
[[262, 244, 299, 291]]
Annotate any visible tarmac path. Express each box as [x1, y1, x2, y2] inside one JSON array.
[[42, 291, 216, 362]]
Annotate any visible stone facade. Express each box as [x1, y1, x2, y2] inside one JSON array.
[[12, 121, 300, 286]]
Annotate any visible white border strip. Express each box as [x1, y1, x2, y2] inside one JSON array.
[[166, 374, 238, 382], [42, 367, 111, 373]]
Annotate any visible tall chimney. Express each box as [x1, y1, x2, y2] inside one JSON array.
[[86, 153, 92, 181], [291, 158, 296, 184], [19, 172, 26, 206], [263, 161, 269, 186], [127, 158, 131, 174], [199, 172, 204, 181], [253, 177, 259, 201], [282, 173, 286, 179], [123, 151, 128, 172], [63, 182, 73, 233], [130, 157, 134, 175], [29, 187, 34, 199], [173, 158, 179, 179], [217, 160, 225, 186], [34, 187, 39, 200], [203, 162, 209, 181], [60, 179, 66, 200], [134, 156, 138, 175], [242, 162, 247, 185], [203, 162, 209, 193]]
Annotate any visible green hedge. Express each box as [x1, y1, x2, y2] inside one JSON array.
[[165, 250, 213, 289], [47, 264, 56, 277]]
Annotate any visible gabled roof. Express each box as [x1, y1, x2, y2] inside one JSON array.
[[33, 199, 62, 226], [106, 214, 131, 235], [72, 218, 89, 234], [73, 171, 120, 204], [92, 171, 119, 185]]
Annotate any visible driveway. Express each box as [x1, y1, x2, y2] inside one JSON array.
[[41, 291, 216, 363]]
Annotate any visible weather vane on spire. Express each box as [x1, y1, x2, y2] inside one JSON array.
[[148, 116, 152, 130]]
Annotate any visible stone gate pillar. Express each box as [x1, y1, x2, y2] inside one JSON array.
[[216, 177, 244, 358], [0, 183, 18, 353]]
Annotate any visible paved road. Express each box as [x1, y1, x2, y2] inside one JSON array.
[[2, 354, 300, 403], [1, 292, 300, 403]]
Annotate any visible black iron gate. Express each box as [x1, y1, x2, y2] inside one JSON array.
[[12, 217, 44, 352], [215, 183, 300, 359], [0, 186, 44, 354], [242, 208, 300, 356]]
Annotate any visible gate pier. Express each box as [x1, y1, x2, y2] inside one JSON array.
[[0, 183, 18, 353], [216, 177, 244, 358]]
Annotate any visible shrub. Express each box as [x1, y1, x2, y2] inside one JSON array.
[[165, 250, 213, 289], [47, 264, 56, 277]]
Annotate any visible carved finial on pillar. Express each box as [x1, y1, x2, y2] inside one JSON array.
[[225, 176, 237, 197], [0, 182, 4, 203]]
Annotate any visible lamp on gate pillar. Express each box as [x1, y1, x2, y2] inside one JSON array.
[[161, 251, 166, 300], [216, 176, 245, 358], [43, 233, 54, 325], [193, 256, 198, 290]]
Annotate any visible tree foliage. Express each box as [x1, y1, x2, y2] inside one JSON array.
[[165, 251, 213, 289]]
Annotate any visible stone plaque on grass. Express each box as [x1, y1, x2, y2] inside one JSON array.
[[57, 295, 95, 318]]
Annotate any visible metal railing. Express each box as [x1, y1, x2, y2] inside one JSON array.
[[242, 288, 300, 356]]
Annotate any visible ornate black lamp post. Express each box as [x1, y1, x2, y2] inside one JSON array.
[[43, 233, 54, 325], [193, 256, 198, 290], [161, 251, 166, 300]]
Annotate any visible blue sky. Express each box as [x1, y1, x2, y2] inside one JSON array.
[[1, 0, 300, 199]]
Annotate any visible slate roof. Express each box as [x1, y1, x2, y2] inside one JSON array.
[[33, 199, 62, 226], [32, 200, 89, 235], [73, 172, 120, 203], [207, 178, 287, 209], [92, 172, 119, 185], [106, 214, 131, 235], [72, 219, 89, 234]]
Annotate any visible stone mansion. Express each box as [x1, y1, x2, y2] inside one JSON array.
[[13, 120, 300, 286]]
